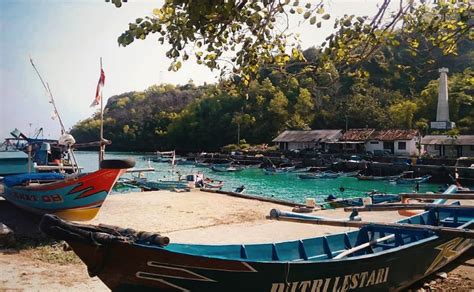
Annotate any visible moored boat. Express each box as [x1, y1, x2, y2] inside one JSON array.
[[1, 159, 134, 221], [357, 174, 401, 181], [319, 193, 400, 209], [211, 165, 243, 172], [40, 204, 474, 291], [298, 171, 340, 179], [393, 174, 432, 184]]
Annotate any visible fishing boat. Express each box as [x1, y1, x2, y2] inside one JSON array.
[[393, 174, 432, 185], [0, 128, 79, 175], [133, 176, 189, 191], [298, 171, 340, 179], [264, 166, 296, 175], [357, 174, 401, 181], [40, 201, 474, 291], [211, 165, 243, 172], [1, 159, 134, 221], [319, 193, 400, 209]]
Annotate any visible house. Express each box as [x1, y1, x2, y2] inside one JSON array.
[[366, 129, 420, 156], [272, 130, 342, 152], [421, 135, 474, 158], [336, 129, 375, 153]]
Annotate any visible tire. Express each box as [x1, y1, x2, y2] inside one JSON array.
[[100, 159, 136, 169]]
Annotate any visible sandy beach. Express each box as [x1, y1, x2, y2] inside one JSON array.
[[1, 189, 473, 291]]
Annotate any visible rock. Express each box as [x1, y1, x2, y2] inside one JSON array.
[[436, 272, 448, 279], [0, 222, 15, 247]]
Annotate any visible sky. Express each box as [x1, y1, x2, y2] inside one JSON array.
[[0, 0, 398, 140]]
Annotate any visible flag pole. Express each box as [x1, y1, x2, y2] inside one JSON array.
[[99, 57, 105, 166]]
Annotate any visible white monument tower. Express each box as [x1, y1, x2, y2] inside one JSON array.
[[430, 68, 455, 130]]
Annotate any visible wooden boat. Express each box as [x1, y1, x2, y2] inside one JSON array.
[[135, 178, 189, 191], [211, 165, 243, 172], [1, 159, 134, 221], [357, 174, 401, 181], [393, 174, 432, 184], [40, 204, 474, 291], [298, 171, 340, 179], [319, 193, 400, 209], [264, 165, 296, 175], [398, 184, 457, 217]]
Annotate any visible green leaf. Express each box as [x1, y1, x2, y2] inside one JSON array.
[[304, 11, 311, 19], [310, 16, 316, 25], [305, 3, 311, 9], [322, 14, 330, 20]]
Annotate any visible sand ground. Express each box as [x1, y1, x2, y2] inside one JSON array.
[[0, 189, 473, 291]]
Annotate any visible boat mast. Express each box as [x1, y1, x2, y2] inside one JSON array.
[[99, 57, 105, 165], [30, 57, 79, 173], [30, 58, 66, 135]]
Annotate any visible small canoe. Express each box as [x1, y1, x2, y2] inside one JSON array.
[[393, 175, 432, 184], [211, 165, 243, 172], [357, 174, 401, 181], [298, 172, 340, 179]]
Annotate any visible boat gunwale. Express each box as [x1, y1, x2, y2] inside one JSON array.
[[132, 207, 472, 264]]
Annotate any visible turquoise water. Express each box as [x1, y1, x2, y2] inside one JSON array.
[[75, 151, 442, 204]]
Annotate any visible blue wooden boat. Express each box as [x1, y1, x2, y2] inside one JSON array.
[[298, 171, 340, 179], [319, 193, 400, 209], [393, 174, 432, 185], [264, 165, 296, 175], [211, 165, 243, 172], [135, 178, 189, 191], [40, 203, 474, 291], [0, 128, 78, 175]]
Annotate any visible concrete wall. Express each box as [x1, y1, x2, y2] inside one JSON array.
[[365, 139, 418, 156], [394, 139, 418, 156], [365, 140, 383, 153]]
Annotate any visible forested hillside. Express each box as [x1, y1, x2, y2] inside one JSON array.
[[70, 39, 473, 152]]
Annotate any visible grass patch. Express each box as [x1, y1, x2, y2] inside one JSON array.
[[11, 236, 81, 265]]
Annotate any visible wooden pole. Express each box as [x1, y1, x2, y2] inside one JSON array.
[[269, 209, 474, 238], [344, 204, 474, 212], [399, 193, 474, 200], [99, 57, 104, 164]]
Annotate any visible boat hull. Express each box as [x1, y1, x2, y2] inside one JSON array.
[[2, 168, 126, 221], [40, 207, 474, 291], [63, 231, 472, 291]]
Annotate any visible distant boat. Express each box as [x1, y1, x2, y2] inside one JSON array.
[[263, 165, 296, 175], [357, 174, 401, 181], [393, 175, 432, 185], [298, 171, 340, 179], [40, 204, 474, 291], [1, 159, 134, 221], [319, 193, 400, 209], [211, 165, 243, 172]]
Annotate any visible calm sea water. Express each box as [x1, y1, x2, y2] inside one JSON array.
[[75, 151, 442, 204]]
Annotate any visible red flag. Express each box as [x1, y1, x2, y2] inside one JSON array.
[[91, 68, 105, 107]]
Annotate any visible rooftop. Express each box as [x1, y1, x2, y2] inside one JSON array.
[[272, 130, 342, 143], [340, 129, 375, 141], [421, 135, 474, 145], [369, 129, 419, 141]]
